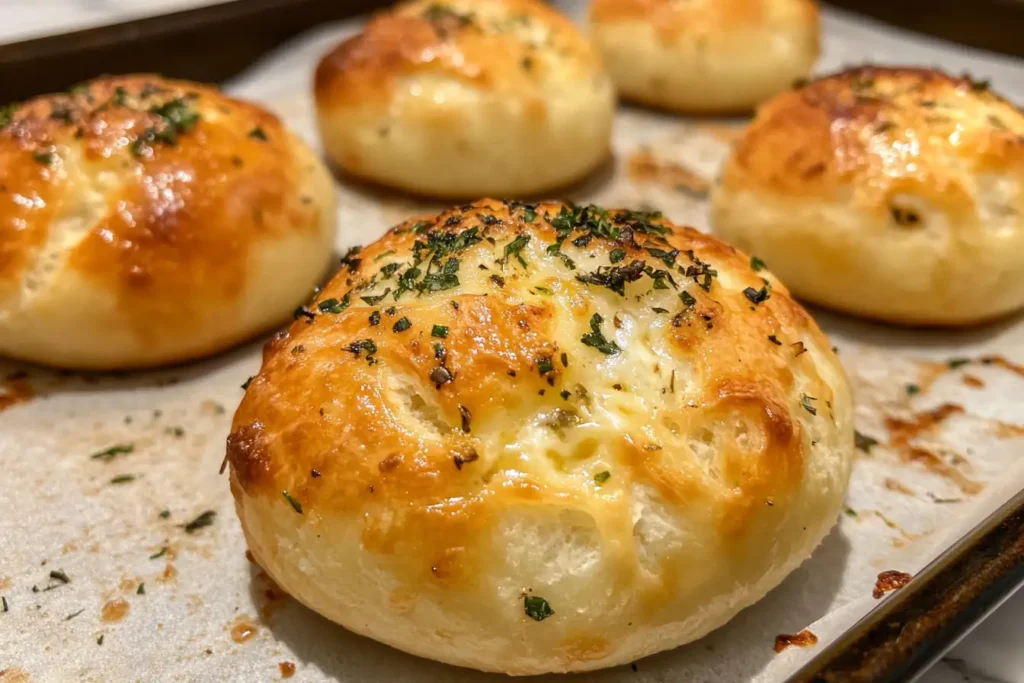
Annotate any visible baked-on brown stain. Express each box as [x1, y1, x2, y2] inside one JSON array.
[[885, 403, 982, 495], [628, 148, 711, 197], [0, 667, 31, 683], [774, 629, 818, 652], [0, 376, 33, 413], [981, 354, 1024, 378], [873, 569, 913, 598], [961, 374, 985, 389], [101, 598, 130, 622], [278, 661, 296, 678], [230, 617, 258, 643]]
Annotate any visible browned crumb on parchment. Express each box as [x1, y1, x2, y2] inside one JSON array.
[[774, 629, 818, 653], [230, 616, 259, 644], [873, 570, 913, 599], [0, 667, 31, 683], [279, 661, 296, 678], [627, 147, 711, 197]]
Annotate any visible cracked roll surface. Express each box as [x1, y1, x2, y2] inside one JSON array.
[[711, 66, 1024, 326], [0, 75, 337, 369], [227, 199, 853, 674], [314, 0, 615, 198], [589, 0, 819, 113]]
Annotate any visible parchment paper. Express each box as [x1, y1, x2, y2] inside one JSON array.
[[3, 3, 1024, 681]]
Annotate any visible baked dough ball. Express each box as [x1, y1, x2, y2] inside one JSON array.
[[0, 75, 337, 369], [314, 0, 615, 198], [227, 199, 853, 674], [589, 0, 819, 113], [711, 66, 1024, 326]]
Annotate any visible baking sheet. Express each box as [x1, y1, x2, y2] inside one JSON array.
[[3, 3, 1024, 681]]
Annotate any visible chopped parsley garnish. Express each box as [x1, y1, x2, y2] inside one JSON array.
[[680, 291, 696, 308], [248, 126, 268, 141], [683, 250, 717, 291], [947, 358, 971, 369], [0, 102, 18, 129], [522, 207, 536, 222], [434, 342, 446, 360], [652, 307, 669, 314], [844, 507, 858, 517], [609, 249, 626, 263], [580, 313, 621, 355], [360, 289, 391, 306], [293, 306, 316, 320], [347, 339, 378, 362], [431, 325, 449, 338], [282, 491, 303, 514], [149, 547, 168, 560], [501, 234, 531, 268], [537, 356, 555, 375], [490, 274, 505, 288], [594, 470, 611, 485], [560, 390, 571, 400], [369, 310, 381, 326], [241, 376, 254, 390], [890, 206, 920, 226], [906, 384, 921, 395], [768, 335, 782, 346], [318, 295, 351, 313], [576, 260, 646, 296], [340, 246, 362, 272], [855, 430, 879, 453], [159, 509, 171, 519], [393, 317, 412, 333], [560, 352, 568, 367], [32, 150, 54, 165], [374, 250, 396, 262], [458, 405, 472, 433], [801, 394, 817, 415], [751, 256, 766, 272], [182, 510, 216, 533], [113, 86, 128, 105], [90, 443, 134, 461], [645, 247, 679, 267], [743, 284, 771, 305], [131, 98, 201, 155], [379, 262, 401, 279], [524, 595, 554, 621], [110, 474, 135, 484], [137, 583, 145, 595]]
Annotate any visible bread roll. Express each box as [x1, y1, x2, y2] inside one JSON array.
[[314, 0, 615, 198], [0, 75, 337, 369], [589, 0, 819, 113], [711, 66, 1024, 326], [227, 198, 853, 674]]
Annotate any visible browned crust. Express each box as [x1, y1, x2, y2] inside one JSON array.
[[721, 65, 1024, 208], [228, 198, 842, 581], [314, 0, 603, 109], [0, 74, 324, 342]]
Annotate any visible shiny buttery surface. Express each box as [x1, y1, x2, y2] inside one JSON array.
[[228, 199, 853, 674], [589, 0, 820, 113], [712, 66, 1024, 326], [0, 75, 338, 368], [314, 0, 615, 197]]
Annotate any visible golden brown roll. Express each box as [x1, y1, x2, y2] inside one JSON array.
[[711, 66, 1024, 326], [0, 75, 337, 369], [589, 0, 820, 113], [314, 0, 615, 198], [227, 199, 853, 674]]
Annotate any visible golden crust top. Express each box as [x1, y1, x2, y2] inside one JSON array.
[[314, 0, 606, 107], [720, 66, 1024, 213], [228, 199, 846, 587], [0, 75, 325, 335], [590, 0, 819, 41]]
